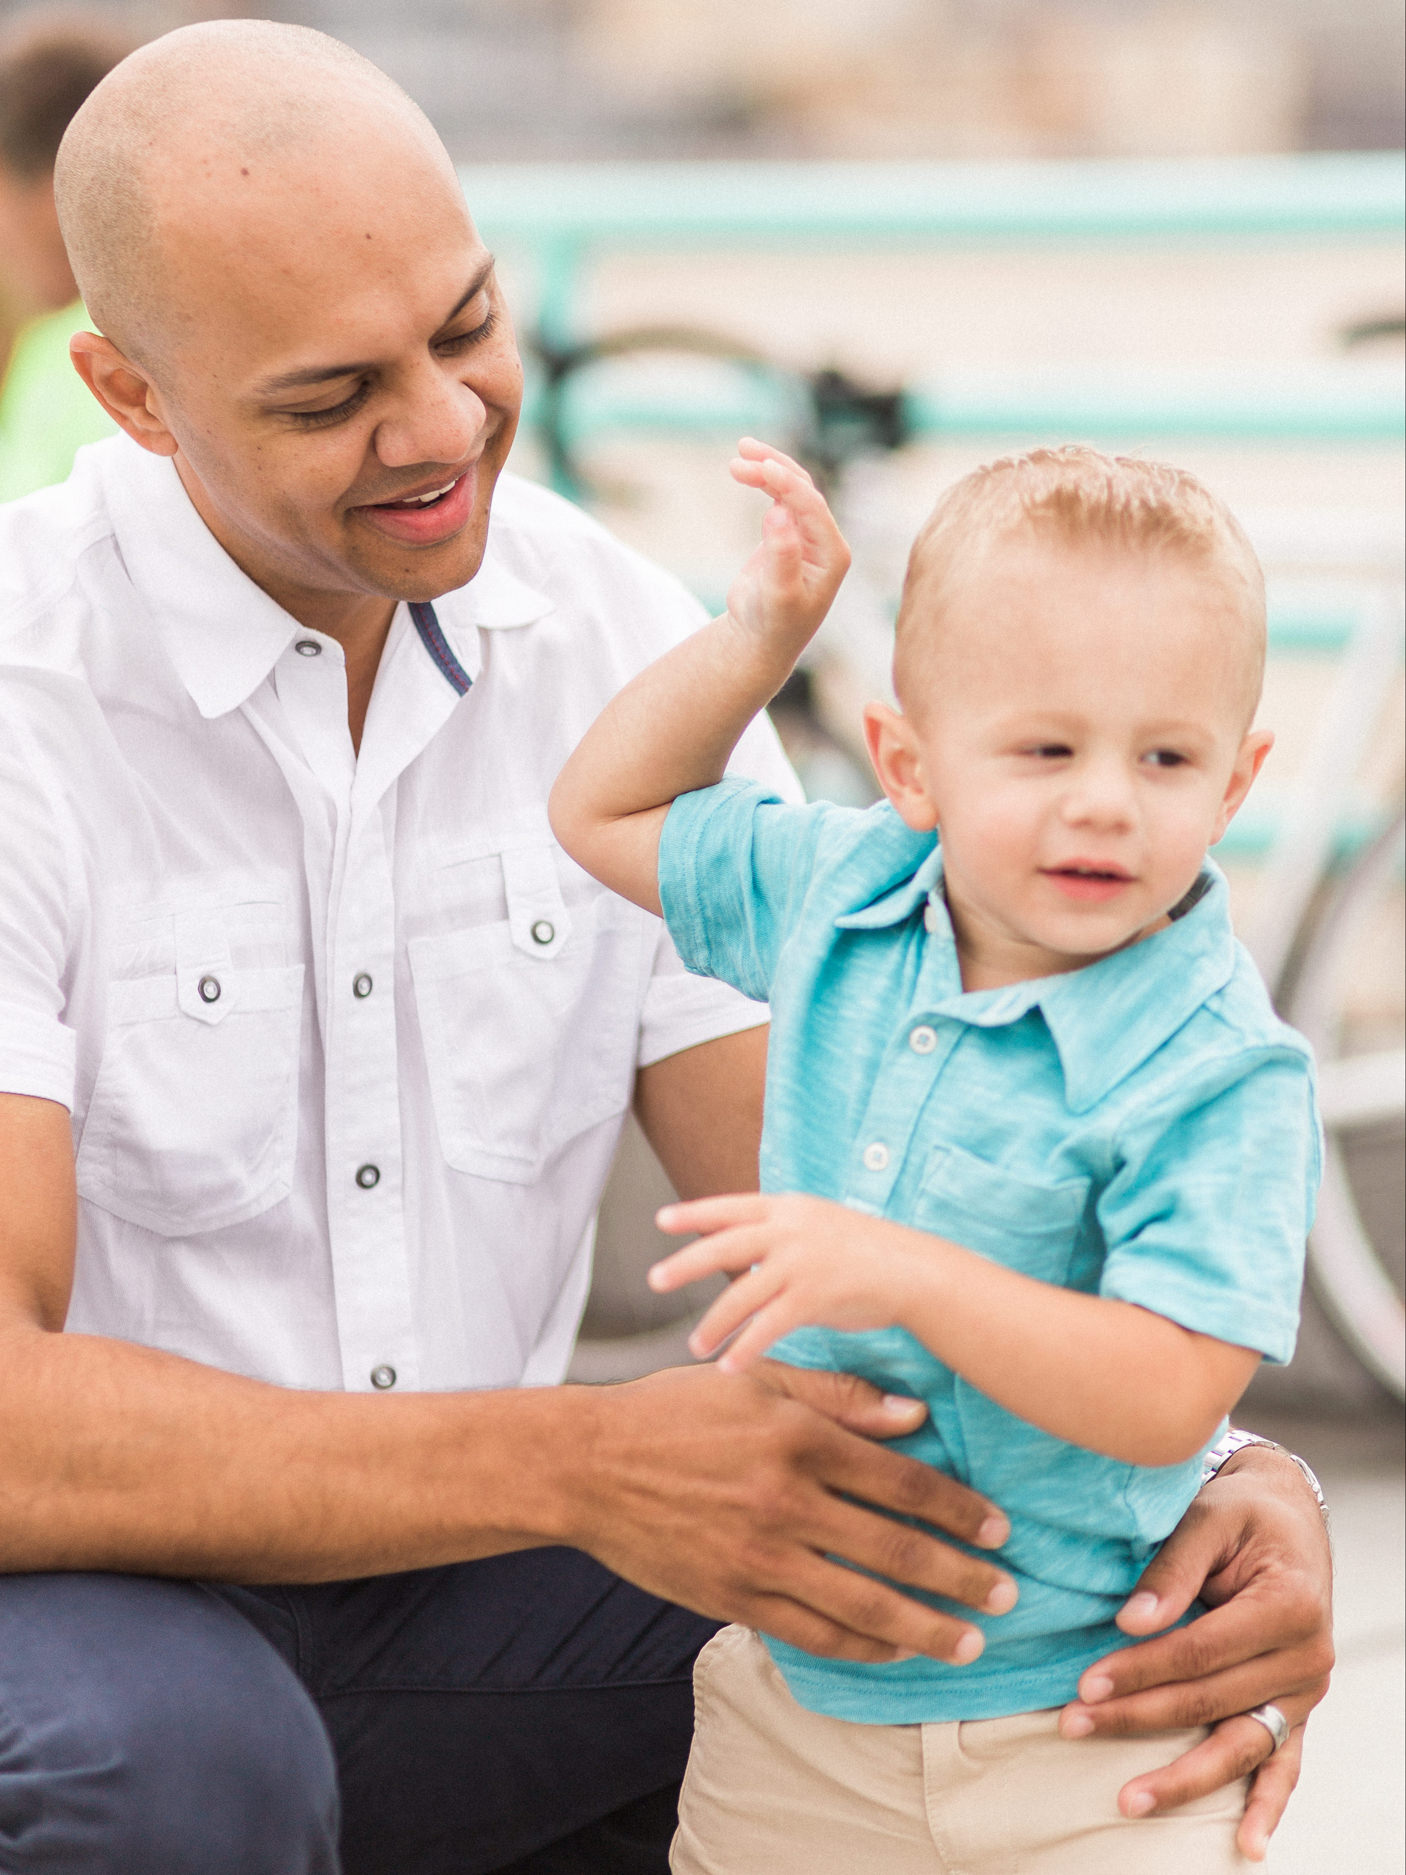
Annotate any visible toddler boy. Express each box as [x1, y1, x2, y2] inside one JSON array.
[[549, 440, 1318, 1872]]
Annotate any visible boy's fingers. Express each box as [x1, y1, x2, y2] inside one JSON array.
[[735, 436, 815, 486], [657, 1194, 770, 1234], [715, 1297, 801, 1372], [690, 1267, 782, 1356]]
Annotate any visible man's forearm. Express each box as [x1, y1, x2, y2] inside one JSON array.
[[0, 1323, 580, 1581]]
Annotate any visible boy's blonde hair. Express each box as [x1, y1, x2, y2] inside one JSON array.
[[894, 445, 1267, 719]]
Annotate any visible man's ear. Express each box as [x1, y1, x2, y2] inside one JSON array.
[[1212, 727, 1274, 844], [69, 331, 180, 458], [862, 701, 940, 832]]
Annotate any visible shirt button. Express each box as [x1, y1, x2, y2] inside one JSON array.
[[862, 1142, 890, 1172], [370, 1365, 397, 1390], [197, 974, 222, 1004], [355, 1163, 381, 1190], [530, 919, 556, 946], [294, 639, 322, 657], [352, 972, 373, 999], [909, 1024, 938, 1054]]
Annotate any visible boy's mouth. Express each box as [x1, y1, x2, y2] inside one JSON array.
[[1042, 863, 1134, 903]]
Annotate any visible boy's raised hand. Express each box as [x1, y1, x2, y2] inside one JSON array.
[[725, 439, 851, 664]]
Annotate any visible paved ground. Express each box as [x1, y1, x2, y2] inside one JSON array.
[[1250, 1410, 1404, 1874]]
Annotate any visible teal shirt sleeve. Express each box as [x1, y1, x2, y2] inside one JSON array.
[[1096, 1048, 1320, 1364], [657, 778, 836, 1001]]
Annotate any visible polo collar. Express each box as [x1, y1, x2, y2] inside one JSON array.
[[101, 438, 550, 719], [932, 858, 1238, 1111], [828, 805, 1239, 1114]]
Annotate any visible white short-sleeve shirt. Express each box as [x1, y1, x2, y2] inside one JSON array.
[[0, 435, 797, 1393]]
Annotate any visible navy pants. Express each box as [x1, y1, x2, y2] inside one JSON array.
[[0, 1549, 719, 1874]]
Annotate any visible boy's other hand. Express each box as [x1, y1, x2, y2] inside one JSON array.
[[652, 1192, 929, 1371], [1058, 1441, 1332, 1861], [725, 439, 851, 665]]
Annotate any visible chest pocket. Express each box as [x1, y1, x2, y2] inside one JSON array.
[[409, 846, 645, 1185], [76, 902, 304, 1237], [915, 1142, 1090, 1284]]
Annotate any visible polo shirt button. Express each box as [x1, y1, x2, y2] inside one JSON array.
[[862, 1142, 890, 1172], [352, 972, 373, 999], [909, 1025, 937, 1054], [370, 1364, 397, 1390], [197, 974, 221, 1004], [355, 1163, 381, 1189], [530, 919, 555, 946], [294, 639, 322, 657]]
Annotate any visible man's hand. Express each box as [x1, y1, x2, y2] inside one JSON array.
[[1057, 1443, 1333, 1862], [565, 1360, 1018, 1667]]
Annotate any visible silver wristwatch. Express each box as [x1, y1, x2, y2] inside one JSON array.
[[1201, 1427, 1328, 1517]]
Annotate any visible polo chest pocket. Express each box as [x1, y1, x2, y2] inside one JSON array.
[[76, 905, 304, 1238], [915, 1142, 1091, 1284], [409, 848, 645, 1185]]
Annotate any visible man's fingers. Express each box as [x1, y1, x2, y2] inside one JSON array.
[[753, 1362, 929, 1441], [1114, 1497, 1233, 1634], [813, 1492, 1017, 1620], [1237, 1724, 1305, 1862], [743, 1596, 910, 1665], [781, 1549, 986, 1664], [1063, 1668, 1324, 1741], [817, 1422, 1010, 1556], [1083, 1592, 1321, 1704], [1110, 1708, 1309, 1859]]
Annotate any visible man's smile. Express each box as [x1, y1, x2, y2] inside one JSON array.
[[350, 460, 479, 545]]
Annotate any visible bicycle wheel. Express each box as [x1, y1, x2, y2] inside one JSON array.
[[1285, 808, 1406, 1399]]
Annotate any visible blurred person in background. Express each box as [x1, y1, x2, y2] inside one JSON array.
[[0, 15, 125, 501]]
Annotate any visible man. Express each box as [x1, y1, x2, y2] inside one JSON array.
[[0, 20, 1332, 1875], [0, 17, 122, 500]]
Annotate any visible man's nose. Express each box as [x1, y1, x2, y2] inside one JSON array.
[[373, 358, 487, 469]]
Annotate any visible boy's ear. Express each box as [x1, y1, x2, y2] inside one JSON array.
[[1212, 727, 1274, 844], [862, 702, 940, 832]]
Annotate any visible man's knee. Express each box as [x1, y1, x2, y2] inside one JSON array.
[[0, 1573, 339, 1875]]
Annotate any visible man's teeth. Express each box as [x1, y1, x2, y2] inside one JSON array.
[[388, 480, 457, 507]]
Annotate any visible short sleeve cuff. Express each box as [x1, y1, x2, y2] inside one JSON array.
[[657, 777, 777, 995], [636, 972, 768, 1068], [0, 1002, 77, 1109], [1100, 1271, 1300, 1367]]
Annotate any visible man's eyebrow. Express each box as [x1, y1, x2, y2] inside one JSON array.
[[254, 257, 497, 397]]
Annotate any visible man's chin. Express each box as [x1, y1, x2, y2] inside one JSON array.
[[346, 527, 490, 606]]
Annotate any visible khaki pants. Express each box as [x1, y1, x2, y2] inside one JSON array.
[[672, 1625, 1253, 1874]]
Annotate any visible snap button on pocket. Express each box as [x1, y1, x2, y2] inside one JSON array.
[[355, 1163, 381, 1189], [352, 972, 373, 999], [530, 919, 555, 947], [370, 1364, 397, 1389], [198, 975, 222, 1005]]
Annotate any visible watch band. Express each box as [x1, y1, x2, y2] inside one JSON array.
[[1201, 1428, 1328, 1517]]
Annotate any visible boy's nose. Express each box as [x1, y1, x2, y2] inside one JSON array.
[[1059, 761, 1137, 830]]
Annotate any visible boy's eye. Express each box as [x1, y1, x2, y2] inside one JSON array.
[[1024, 743, 1073, 760], [1143, 749, 1189, 769]]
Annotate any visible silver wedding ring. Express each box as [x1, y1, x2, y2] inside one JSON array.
[[1246, 1702, 1291, 1754]]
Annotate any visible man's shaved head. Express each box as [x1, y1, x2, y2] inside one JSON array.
[[56, 19, 452, 367]]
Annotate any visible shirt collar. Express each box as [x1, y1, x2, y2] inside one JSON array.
[[831, 811, 1238, 1114], [101, 438, 550, 719]]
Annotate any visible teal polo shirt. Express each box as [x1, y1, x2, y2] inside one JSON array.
[[658, 780, 1318, 1724]]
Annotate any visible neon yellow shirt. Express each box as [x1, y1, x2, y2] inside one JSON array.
[[0, 299, 114, 503]]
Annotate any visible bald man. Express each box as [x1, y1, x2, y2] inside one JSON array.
[[0, 21, 1331, 1875]]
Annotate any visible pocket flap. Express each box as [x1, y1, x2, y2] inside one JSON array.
[[501, 846, 572, 960], [923, 1142, 1090, 1238]]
